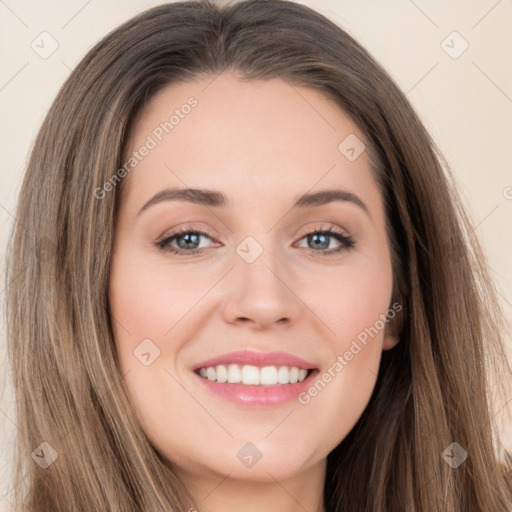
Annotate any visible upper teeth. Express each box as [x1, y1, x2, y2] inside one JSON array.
[[198, 364, 309, 386]]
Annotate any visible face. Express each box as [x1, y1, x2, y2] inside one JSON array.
[[108, 72, 398, 488]]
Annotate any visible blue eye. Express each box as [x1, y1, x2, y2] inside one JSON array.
[[155, 225, 355, 257], [298, 227, 356, 255], [155, 227, 214, 255]]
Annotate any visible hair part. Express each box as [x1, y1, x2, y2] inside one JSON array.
[[4, 0, 512, 510]]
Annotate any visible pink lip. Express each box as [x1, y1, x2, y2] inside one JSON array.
[[192, 350, 317, 371]]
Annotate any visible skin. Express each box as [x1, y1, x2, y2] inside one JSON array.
[[108, 72, 399, 512]]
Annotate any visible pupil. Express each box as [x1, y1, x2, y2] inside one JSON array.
[[310, 233, 328, 250], [179, 233, 199, 249]]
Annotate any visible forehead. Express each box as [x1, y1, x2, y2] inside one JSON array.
[[121, 72, 381, 215]]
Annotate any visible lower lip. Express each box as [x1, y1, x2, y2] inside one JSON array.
[[193, 370, 319, 407]]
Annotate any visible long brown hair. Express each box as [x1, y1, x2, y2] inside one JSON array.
[[4, 1, 512, 510]]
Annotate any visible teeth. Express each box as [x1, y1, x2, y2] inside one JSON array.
[[227, 364, 241, 383], [197, 364, 309, 386], [216, 364, 228, 383]]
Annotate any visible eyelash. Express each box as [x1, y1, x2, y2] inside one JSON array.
[[155, 224, 356, 257]]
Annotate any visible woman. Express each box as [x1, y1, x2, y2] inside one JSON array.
[[5, 0, 512, 510]]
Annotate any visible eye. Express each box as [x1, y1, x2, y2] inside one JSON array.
[[155, 226, 217, 255], [294, 224, 356, 257], [154, 224, 356, 257]]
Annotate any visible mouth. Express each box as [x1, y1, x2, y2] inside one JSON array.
[[191, 350, 320, 407]]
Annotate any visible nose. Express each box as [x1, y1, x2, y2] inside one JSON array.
[[221, 244, 303, 330]]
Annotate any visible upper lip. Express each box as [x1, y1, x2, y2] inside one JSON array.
[[192, 350, 318, 371]]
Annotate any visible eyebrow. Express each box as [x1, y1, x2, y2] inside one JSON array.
[[137, 187, 370, 217]]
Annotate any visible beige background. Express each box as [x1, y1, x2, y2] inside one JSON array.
[[1, 0, 511, 509]]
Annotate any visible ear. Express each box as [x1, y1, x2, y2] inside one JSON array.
[[382, 326, 399, 350], [382, 298, 406, 351]]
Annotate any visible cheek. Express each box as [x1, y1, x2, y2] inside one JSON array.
[[108, 253, 217, 355], [306, 258, 393, 349]]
